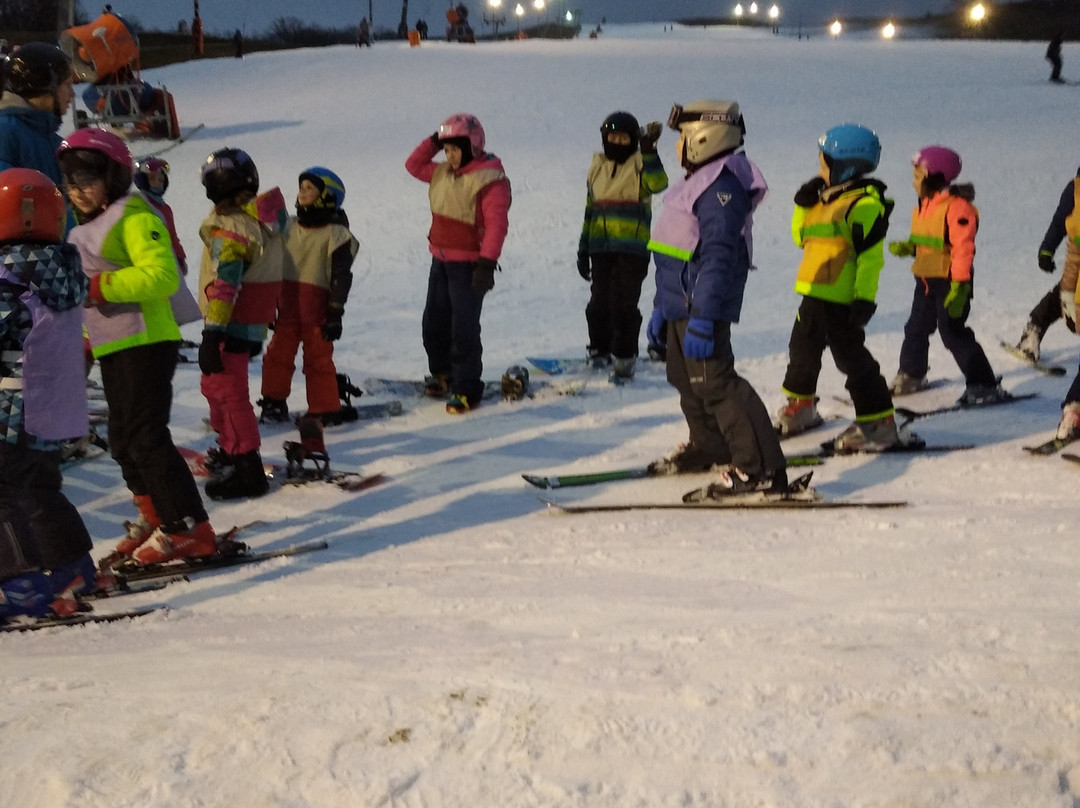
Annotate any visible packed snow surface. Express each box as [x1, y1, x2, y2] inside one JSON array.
[[2, 24, 1079, 808]]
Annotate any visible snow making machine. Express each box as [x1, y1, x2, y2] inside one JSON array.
[[60, 11, 185, 140]]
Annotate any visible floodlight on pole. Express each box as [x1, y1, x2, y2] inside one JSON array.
[[734, 4, 744, 24], [969, 3, 986, 23], [881, 21, 896, 39], [829, 19, 842, 36]]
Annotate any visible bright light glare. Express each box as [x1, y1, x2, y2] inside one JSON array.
[[749, 2, 758, 13], [969, 3, 986, 22], [488, 0, 502, 7], [768, 5, 779, 20], [882, 22, 896, 39], [515, 3, 524, 16], [565, 10, 572, 21], [532, 0, 544, 9], [734, 4, 744, 18], [829, 19, 842, 36]]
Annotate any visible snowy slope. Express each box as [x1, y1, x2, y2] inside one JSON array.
[[2, 25, 1079, 808]]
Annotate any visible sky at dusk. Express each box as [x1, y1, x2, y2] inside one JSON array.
[[117, 0, 965, 36]]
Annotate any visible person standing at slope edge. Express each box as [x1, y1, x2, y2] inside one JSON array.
[[405, 113, 511, 414], [645, 99, 786, 494]]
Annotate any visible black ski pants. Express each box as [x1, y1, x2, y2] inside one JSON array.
[[666, 319, 785, 478], [99, 340, 208, 528], [1029, 282, 1063, 334], [585, 252, 649, 360], [782, 296, 894, 417], [422, 258, 487, 404], [898, 277, 996, 387], [0, 443, 92, 580]]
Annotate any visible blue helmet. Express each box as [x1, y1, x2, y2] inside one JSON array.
[[818, 124, 880, 185], [298, 166, 345, 210]]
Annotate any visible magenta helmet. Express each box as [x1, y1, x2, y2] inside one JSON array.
[[912, 146, 962, 183], [56, 128, 134, 203], [437, 113, 486, 156]]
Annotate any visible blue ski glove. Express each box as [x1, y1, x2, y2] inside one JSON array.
[[1038, 250, 1056, 273], [888, 241, 915, 257], [682, 318, 715, 359], [646, 308, 666, 348], [944, 281, 971, 318]]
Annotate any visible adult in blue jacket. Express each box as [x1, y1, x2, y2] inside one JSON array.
[[645, 100, 786, 495], [0, 43, 77, 230]]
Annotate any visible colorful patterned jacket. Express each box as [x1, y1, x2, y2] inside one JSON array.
[[579, 150, 668, 257]]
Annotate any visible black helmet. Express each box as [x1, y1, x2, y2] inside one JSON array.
[[200, 148, 259, 204], [601, 111, 640, 163], [2, 42, 71, 99]]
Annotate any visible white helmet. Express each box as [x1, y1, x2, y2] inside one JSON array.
[[668, 100, 745, 168]]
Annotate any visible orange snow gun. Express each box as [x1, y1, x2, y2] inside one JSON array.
[[60, 12, 140, 84]]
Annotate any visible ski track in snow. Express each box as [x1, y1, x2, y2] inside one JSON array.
[[2, 24, 1080, 808]]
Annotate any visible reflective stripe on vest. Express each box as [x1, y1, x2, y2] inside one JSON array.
[[794, 193, 857, 288], [1066, 179, 1080, 247]]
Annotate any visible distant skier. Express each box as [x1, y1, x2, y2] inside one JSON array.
[[233, 29, 244, 59], [888, 146, 1004, 405], [357, 17, 372, 47], [645, 99, 786, 494], [578, 111, 668, 379], [405, 113, 511, 414], [1047, 32, 1064, 83], [774, 124, 899, 452]]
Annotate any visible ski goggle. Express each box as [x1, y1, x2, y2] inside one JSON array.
[[666, 103, 744, 133]]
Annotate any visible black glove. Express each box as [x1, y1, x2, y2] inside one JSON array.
[[848, 299, 877, 330], [473, 257, 497, 293], [198, 330, 225, 375], [429, 131, 442, 148], [322, 310, 343, 342], [794, 176, 827, 207], [577, 253, 591, 281], [1038, 250, 1056, 273], [639, 121, 662, 154]]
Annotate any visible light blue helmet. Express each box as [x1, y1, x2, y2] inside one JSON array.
[[298, 166, 345, 209], [818, 124, 881, 185]]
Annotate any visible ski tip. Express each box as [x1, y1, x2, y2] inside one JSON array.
[[521, 474, 551, 489]]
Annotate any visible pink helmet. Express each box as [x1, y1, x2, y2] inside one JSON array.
[[437, 113, 485, 156], [912, 146, 962, 183], [56, 128, 134, 204]]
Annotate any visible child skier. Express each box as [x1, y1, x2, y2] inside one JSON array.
[[405, 113, 511, 414], [133, 157, 201, 327], [58, 129, 217, 566], [197, 147, 285, 499], [259, 167, 358, 426], [0, 168, 98, 620], [577, 111, 668, 379], [645, 99, 786, 493], [888, 146, 1005, 405], [1010, 163, 1080, 364], [773, 124, 899, 452]]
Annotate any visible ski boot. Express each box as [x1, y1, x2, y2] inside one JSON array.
[[205, 451, 270, 500], [131, 518, 218, 565], [774, 396, 822, 437], [1056, 401, 1080, 441], [1015, 322, 1043, 363], [610, 357, 636, 382], [889, 371, 928, 397], [646, 443, 720, 476], [958, 380, 1008, 406], [423, 373, 450, 398], [258, 397, 290, 424], [832, 415, 900, 453]]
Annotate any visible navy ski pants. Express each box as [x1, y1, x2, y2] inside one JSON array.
[[422, 258, 487, 404]]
